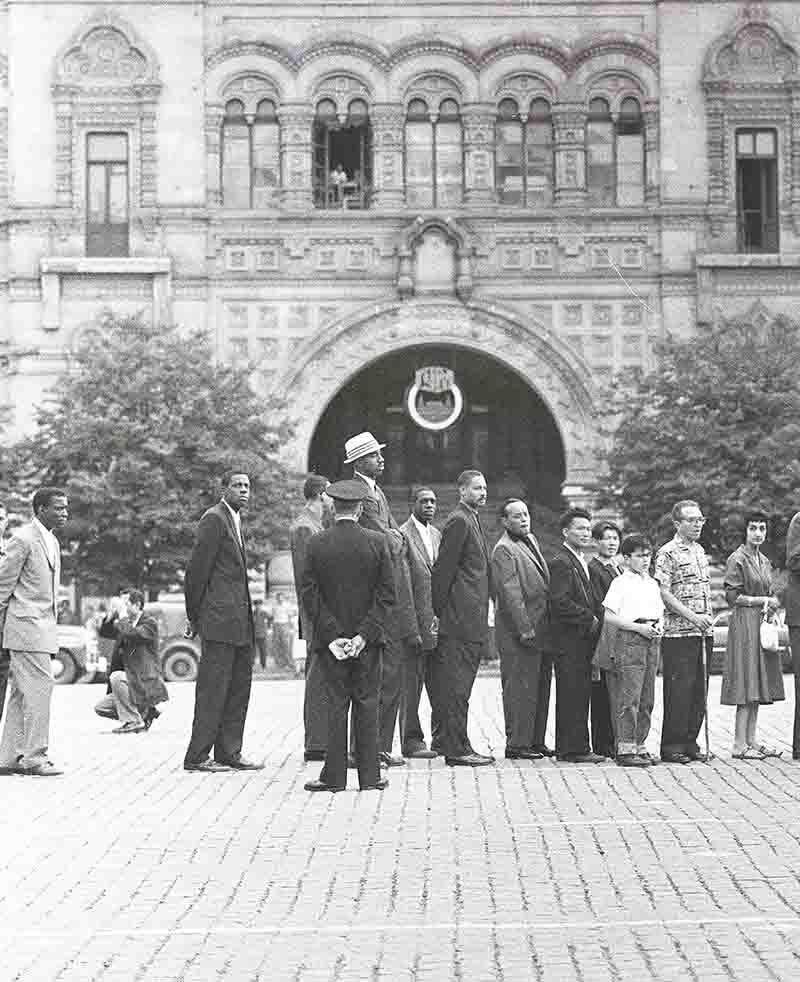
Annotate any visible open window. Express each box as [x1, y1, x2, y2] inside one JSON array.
[[313, 98, 372, 209], [736, 129, 779, 252]]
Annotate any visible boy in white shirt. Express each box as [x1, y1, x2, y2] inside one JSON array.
[[598, 534, 664, 767]]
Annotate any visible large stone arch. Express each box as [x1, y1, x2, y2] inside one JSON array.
[[271, 299, 600, 493]]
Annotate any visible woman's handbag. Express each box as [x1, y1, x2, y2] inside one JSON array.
[[759, 600, 780, 652]]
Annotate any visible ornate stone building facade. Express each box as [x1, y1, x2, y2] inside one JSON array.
[[1, 1, 799, 505]]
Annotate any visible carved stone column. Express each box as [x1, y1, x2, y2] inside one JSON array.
[[552, 103, 587, 206], [53, 89, 75, 208], [205, 104, 224, 207], [462, 103, 495, 206], [705, 95, 727, 237], [791, 82, 800, 235], [643, 101, 660, 205], [139, 96, 159, 209], [279, 104, 315, 211], [370, 103, 405, 208]]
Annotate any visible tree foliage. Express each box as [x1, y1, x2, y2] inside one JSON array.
[[602, 315, 800, 561], [5, 314, 300, 595]]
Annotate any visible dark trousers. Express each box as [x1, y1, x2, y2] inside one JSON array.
[[399, 642, 434, 752], [254, 636, 268, 669], [304, 644, 328, 754], [789, 627, 800, 756], [184, 639, 253, 766], [320, 644, 382, 789], [533, 651, 553, 749], [0, 649, 9, 722], [429, 635, 483, 759], [499, 639, 542, 750], [591, 673, 616, 757], [660, 635, 710, 757], [378, 637, 403, 754], [553, 647, 592, 757]]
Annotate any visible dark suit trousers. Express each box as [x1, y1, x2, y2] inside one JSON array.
[[591, 673, 616, 756], [430, 635, 482, 758], [533, 651, 553, 748], [303, 645, 328, 753], [184, 639, 253, 766], [660, 635, 710, 757], [378, 636, 403, 754], [499, 639, 542, 750], [400, 642, 434, 752], [553, 647, 592, 756], [320, 644, 381, 789], [0, 649, 9, 722], [790, 628, 800, 756]]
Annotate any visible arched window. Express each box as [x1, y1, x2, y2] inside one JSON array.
[[221, 97, 281, 208], [313, 97, 373, 209], [495, 96, 554, 207], [586, 97, 614, 205], [616, 97, 645, 206], [404, 97, 463, 207]]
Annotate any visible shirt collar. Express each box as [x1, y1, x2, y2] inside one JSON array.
[[564, 542, 588, 568], [222, 498, 241, 523], [335, 515, 359, 523], [411, 514, 431, 536]]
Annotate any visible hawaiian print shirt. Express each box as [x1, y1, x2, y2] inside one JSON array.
[[654, 535, 712, 637]]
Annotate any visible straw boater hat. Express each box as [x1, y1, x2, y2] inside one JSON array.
[[343, 431, 386, 465]]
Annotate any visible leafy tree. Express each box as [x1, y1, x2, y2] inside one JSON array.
[[6, 313, 300, 597], [602, 314, 800, 561]]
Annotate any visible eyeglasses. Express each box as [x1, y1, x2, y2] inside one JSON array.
[[682, 517, 706, 525]]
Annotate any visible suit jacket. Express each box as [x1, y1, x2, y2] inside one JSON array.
[[786, 511, 800, 627], [184, 501, 254, 646], [290, 505, 324, 640], [491, 531, 550, 651], [547, 545, 598, 656], [401, 516, 441, 650], [100, 611, 168, 709], [0, 521, 61, 654], [431, 502, 492, 642], [301, 520, 396, 650]]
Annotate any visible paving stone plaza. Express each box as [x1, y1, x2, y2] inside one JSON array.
[[2, 676, 800, 981]]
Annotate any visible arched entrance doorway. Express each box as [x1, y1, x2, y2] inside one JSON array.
[[308, 345, 566, 509]]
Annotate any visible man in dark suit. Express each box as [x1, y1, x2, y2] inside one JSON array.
[[784, 510, 800, 761], [183, 470, 262, 773], [430, 469, 495, 766], [301, 480, 395, 792], [290, 474, 331, 762], [491, 499, 551, 760], [547, 508, 606, 763], [399, 487, 441, 758]]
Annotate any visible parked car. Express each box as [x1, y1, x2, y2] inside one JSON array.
[[53, 624, 101, 685], [145, 601, 201, 683], [711, 608, 792, 673]]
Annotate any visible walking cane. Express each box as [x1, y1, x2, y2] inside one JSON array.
[[704, 619, 722, 762]]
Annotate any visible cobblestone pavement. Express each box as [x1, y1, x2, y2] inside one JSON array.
[[2, 676, 800, 982]]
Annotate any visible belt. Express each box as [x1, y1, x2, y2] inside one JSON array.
[[634, 618, 659, 625]]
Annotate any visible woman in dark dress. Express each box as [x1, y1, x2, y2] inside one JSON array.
[[588, 521, 622, 758], [720, 511, 783, 759]]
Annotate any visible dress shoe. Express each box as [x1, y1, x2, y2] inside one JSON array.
[[304, 779, 345, 792], [113, 721, 146, 734], [184, 759, 233, 773], [616, 754, 649, 768], [218, 757, 264, 771], [404, 747, 438, 759], [445, 753, 494, 767], [143, 707, 161, 731], [559, 752, 606, 764], [505, 748, 544, 760], [379, 751, 407, 767], [661, 752, 692, 765], [20, 760, 63, 776], [686, 752, 709, 763], [304, 750, 326, 762], [636, 753, 658, 766], [532, 744, 557, 757], [95, 708, 118, 720], [360, 778, 389, 791]]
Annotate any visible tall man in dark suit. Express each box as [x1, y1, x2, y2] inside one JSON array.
[[787, 510, 800, 761], [492, 499, 551, 760], [290, 474, 331, 762], [301, 480, 395, 792], [183, 470, 262, 773], [399, 487, 441, 758], [547, 508, 606, 764], [431, 469, 495, 767]]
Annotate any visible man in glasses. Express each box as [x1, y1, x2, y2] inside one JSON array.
[[654, 500, 714, 764]]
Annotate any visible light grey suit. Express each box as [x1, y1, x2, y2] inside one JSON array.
[[0, 521, 61, 769]]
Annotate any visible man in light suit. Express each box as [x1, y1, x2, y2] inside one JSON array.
[[0, 487, 68, 776], [491, 499, 551, 760], [784, 510, 800, 761], [184, 470, 262, 773], [431, 469, 495, 766], [547, 508, 606, 763], [399, 487, 441, 758]]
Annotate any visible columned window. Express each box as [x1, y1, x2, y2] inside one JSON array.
[[221, 98, 280, 208], [736, 129, 779, 252], [616, 97, 645, 206], [495, 97, 553, 206], [86, 133, 129, 256], [313, 98, 372, 209], [405, 98, 463, 207], [587, 96, 645, 206], [586, 98, 615, 205]]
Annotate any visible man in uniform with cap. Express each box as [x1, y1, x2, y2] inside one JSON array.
[[301, 480, 395, 792], [345, 432, 417, 768]]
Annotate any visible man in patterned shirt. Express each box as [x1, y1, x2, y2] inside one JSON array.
[[654, 500, 714, 764]]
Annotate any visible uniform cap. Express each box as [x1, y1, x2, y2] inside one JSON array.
[[326, 479, 369, 502]]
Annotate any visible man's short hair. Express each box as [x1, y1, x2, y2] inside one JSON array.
[[303, 474, 329, 500], [620, 533, 652, 557], [560, 507, 591, 531], [124, 588, 145, 609], [221, 469, 249, 488], [410, 485, 435, 504], [499, 498, 526, 521], [32, 487, 66, 515], [671, 499, 700, 523], [592, 520, 621, 541], [457, 469, 483, 490]]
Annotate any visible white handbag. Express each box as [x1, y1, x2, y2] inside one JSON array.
[[759, 600, 780, 653]]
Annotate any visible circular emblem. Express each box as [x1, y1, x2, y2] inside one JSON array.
[[407, 366, 463, 431]]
